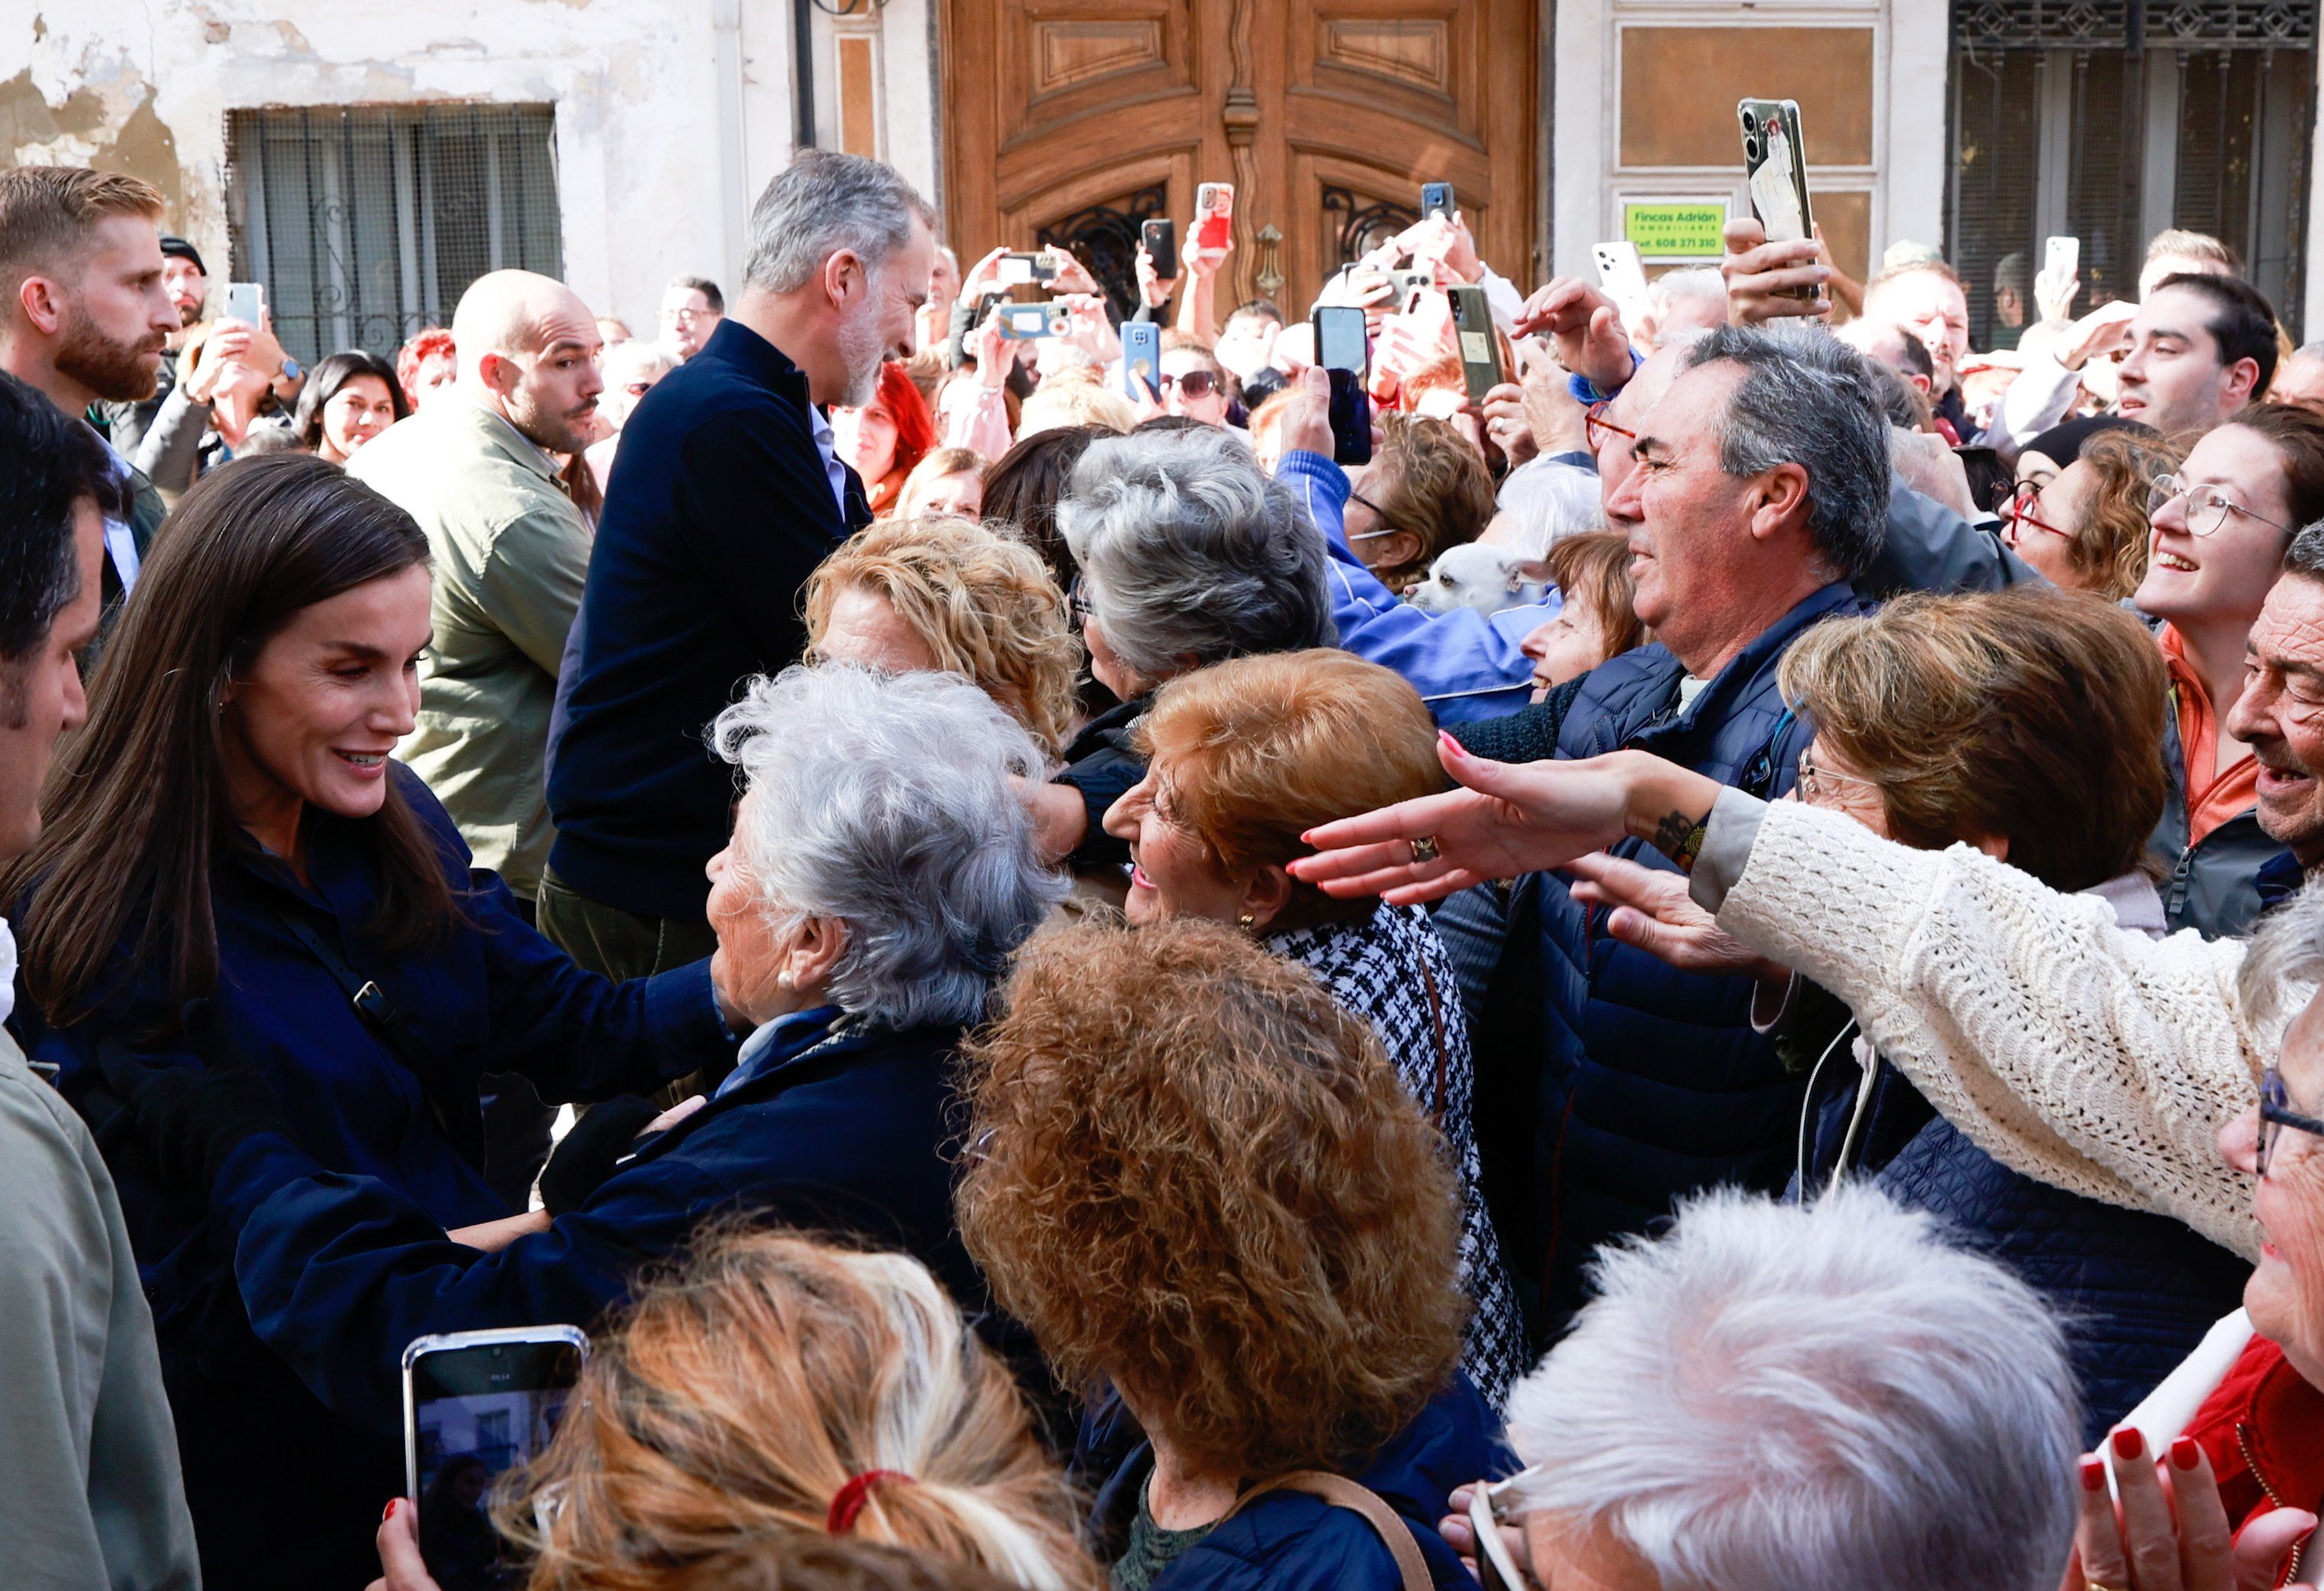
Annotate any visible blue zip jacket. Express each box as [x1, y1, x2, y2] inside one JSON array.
[[1083, 1377, 1513, 1591], [15, 763, 735, 1591], [547, 318, 871, 921], [1277, 449, 1545, 724], [1500, 584, 1861, 1337]]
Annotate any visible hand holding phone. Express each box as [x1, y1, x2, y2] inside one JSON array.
[[1122, 320, 1161, 400], [1450, 286, 1503, 404], [2038, 235, 2082, 325], [1738, 99, 1818, 303], [405, 1327, 587, 1587], [222, 281, 265, 327], [1142, 219, 1179, 284], [1312, 305, 1372, 467], [1421, 183, 1455, 223]]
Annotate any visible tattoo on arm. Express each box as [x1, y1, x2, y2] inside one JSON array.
[[1652, 808, 1709, 873]]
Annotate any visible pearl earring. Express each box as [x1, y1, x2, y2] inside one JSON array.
[[776, 970, 795, 990]]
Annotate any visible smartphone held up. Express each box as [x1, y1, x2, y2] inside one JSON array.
[[404, 1326, 587, 1587], [1738, 98, 1820, 303]]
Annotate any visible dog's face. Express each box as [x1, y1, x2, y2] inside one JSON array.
[[1407, 542, 1548, 616]]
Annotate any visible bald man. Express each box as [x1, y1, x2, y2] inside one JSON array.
[[348, 269, 601, 896]]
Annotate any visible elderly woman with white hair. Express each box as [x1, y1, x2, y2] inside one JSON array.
[[1025, 425, 1336, 869], [1443, 1186, 2083, 1591], [106, 665, 1067, 1451]]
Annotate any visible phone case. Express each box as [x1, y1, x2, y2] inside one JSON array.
[[403, 1325, 589, 1505], [1142, 220, 1177, 281], [1122, 322, 1160, 397], [1738, 98, 1816, 300], [1450, 287, 1502, 403], [1195, 184, 1234, 252]]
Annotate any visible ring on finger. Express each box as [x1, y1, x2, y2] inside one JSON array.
[[1410, 835, 1442, 864]]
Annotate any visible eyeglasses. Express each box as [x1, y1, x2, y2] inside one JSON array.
[[1585, 402, 1637, 454], [2003, 483, 2070, 547], [2259, 1066, 2324, 1177], [2150, 474, 2291, 538], [1067, 579, 1093, 626], [1345, 488, 1402, 543], [1796, 750, 1882, 805], [1470, 1467, 1542, 1591], [1159, 369, 1218, 399]]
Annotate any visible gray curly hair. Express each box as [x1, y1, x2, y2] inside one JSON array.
[[710, 666, 1067, 1029], [1057, 427, 1335, 685]]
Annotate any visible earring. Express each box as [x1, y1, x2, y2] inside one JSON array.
[[776, 970, 795, 991], [1237, 913, 1254, 930]]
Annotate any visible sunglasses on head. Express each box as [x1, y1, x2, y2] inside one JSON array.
[[1160, 369, 1218, 399]]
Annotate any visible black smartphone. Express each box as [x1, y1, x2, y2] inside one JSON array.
[[1420, 183, 1455, 223], [1141, 219, 1178, 282], [1449, 286, 1503, 403], [404, 1326, 587, 1588], [1313, 305, 1372, 467]]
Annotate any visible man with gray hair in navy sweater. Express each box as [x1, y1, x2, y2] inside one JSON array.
[[542, 151, 937, 980]]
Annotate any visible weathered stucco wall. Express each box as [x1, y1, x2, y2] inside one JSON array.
[[0, 0, 938, 332]]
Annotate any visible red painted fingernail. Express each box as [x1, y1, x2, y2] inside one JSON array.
[[384, 1498, 398, 1521], [2080, 1455, 2107, 1492], [1438, 730, 1465, 756], [2112, 1426, 2144, 1460], [2171, 1436, 2201, 1470]]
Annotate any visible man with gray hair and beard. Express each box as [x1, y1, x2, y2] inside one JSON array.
[[543, 150, 936, 981]]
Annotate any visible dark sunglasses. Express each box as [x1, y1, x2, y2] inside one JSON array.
[[1160, 369, 1218, 399], [2261, 1066, 2324, 1177]]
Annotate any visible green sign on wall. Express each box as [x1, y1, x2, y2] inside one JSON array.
[[1623, 199, 1729, 261]]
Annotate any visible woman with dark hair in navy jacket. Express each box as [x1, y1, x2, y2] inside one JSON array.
[[4, 455, 747, 1591]]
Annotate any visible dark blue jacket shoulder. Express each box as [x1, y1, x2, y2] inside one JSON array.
[[1085, 1377, 1510, 1591]]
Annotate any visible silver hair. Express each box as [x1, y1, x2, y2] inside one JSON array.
[[2284, 520, 2324, 582], [1058, 427, 1335, 681], [2238, 876, 2324, 1033], [742, 150, 936, 296], [1649, 266, 1725, 314], [710, 666, 1067, 1029], [1683, 322, 1892, 580], [1504, 1185, 2080, 1591]]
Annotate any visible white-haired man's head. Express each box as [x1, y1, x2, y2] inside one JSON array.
[[1502, 1186, 2080, 1591]]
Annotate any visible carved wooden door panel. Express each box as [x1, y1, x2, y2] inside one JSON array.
[[940, 0, 1537, 317]]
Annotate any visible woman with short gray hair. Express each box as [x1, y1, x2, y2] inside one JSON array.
[[1451, 1186, 2081, 1591], [1032, 426, 1337, 869]]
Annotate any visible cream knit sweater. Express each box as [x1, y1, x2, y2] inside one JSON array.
[[1712, 797, 2279, 1260]]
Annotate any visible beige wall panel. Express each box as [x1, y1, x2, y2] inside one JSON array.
[[1618, 27, 1876, 169]]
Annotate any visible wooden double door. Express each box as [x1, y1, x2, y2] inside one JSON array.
[[939, 0, 1539, 318]]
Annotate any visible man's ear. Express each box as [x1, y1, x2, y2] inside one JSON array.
[[2226, 356, 2264, 410], [475, 351, 518, 398], [823, 249, 866, 309], [1371, 530, 1425, 574], [15, 274, 66, 339], [1749, 459, 1814, 543]]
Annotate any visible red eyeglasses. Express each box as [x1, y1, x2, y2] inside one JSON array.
[[1584, 402, 1636, 454], [2003, 483, 2069, 546]]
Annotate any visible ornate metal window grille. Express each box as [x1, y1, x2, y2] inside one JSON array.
[[1035, 185, 1167, 321], [1954, 0, 2316, 50], [1322, 186, 1418, 271], [224, 104, 564, 368], [1948, 2, 2317, 345]]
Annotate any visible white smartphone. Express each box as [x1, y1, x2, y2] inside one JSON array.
[[403, 1325, 587, 1586], [222, 281, 264, 326], [2044, 235, 2080, 282], [1592, 241, 1650, 307]]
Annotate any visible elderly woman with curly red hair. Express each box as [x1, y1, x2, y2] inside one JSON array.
[[834, 360, 939, 519], [956, 917, 1507, 1591]]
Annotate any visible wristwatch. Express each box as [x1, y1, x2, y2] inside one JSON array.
[[274, 356, 302, 387]]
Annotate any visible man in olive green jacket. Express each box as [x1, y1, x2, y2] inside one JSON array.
[[351, 270, 604, 908]]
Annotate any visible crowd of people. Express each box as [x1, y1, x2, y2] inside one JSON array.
[[2, 138, 2323, 1591]]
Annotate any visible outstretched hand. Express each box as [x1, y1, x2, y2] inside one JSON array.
[[2068, 1427, 2317, 1591], [1565, 851, 1788, 982], [1287, 737, 1648, 905], [1510, 278, 1633, 394]]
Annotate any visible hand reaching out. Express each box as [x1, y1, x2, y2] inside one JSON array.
[[1510, 278, 1634, 395], [2035, 260, 2081, 326], [2068, 1426, 2317, 1591], [1564, 851, 1789, 983]]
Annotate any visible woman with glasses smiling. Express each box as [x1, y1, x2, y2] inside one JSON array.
[[2136, 403, 2324, 937], [2001, 422, 2180, 599]]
